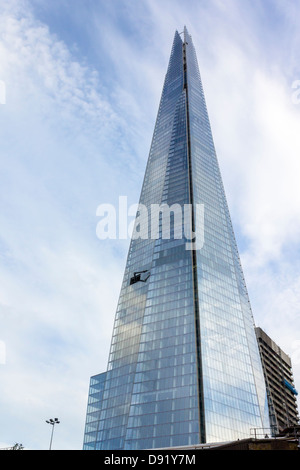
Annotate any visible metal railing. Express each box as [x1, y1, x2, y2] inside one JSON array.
[[250, 427, 278, 440]]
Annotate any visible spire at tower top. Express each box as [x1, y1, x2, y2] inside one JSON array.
[[183, 25, 191, 44]]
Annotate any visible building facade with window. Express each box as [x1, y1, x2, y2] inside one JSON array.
[[255, 327, 299, 433]]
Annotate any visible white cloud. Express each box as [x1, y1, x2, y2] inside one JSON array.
[[0, 0, 300, 449], [0, 0, 129, 449], [224, 69, 300, 265], [0, 5, 121, 134]]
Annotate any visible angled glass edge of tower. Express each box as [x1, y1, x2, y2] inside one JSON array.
[[83, 27, 270, 450]]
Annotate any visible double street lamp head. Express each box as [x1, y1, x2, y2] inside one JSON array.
[[46, 418, 60, 425]]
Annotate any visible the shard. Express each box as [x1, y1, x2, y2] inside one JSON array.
[[83, 27, 270, 450]]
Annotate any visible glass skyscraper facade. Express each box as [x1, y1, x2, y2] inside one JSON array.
[[83, 27, 270, 450]]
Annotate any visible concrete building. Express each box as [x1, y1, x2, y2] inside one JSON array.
[[255, 327, 299, 433]]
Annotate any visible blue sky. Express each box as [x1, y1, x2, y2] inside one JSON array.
[[0, 0, 300, 450]]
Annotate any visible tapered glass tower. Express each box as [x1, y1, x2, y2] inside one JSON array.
[[83, 27, 270, 450]]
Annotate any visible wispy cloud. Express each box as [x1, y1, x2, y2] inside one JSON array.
[[0, 0, 130, 449]]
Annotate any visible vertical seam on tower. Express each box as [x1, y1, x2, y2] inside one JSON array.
[[183, 38, 206, 444]]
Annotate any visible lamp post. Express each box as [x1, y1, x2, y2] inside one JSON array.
[[46, 418, 60, 450]]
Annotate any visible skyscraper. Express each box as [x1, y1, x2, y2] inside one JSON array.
[[83, 27, 270, 450]]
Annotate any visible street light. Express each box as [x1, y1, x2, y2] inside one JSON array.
[[46, 418, 60, 450]]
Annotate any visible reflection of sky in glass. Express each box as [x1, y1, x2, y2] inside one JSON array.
[[83, 28, 270, 450], [184, 26, 269, 441]]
